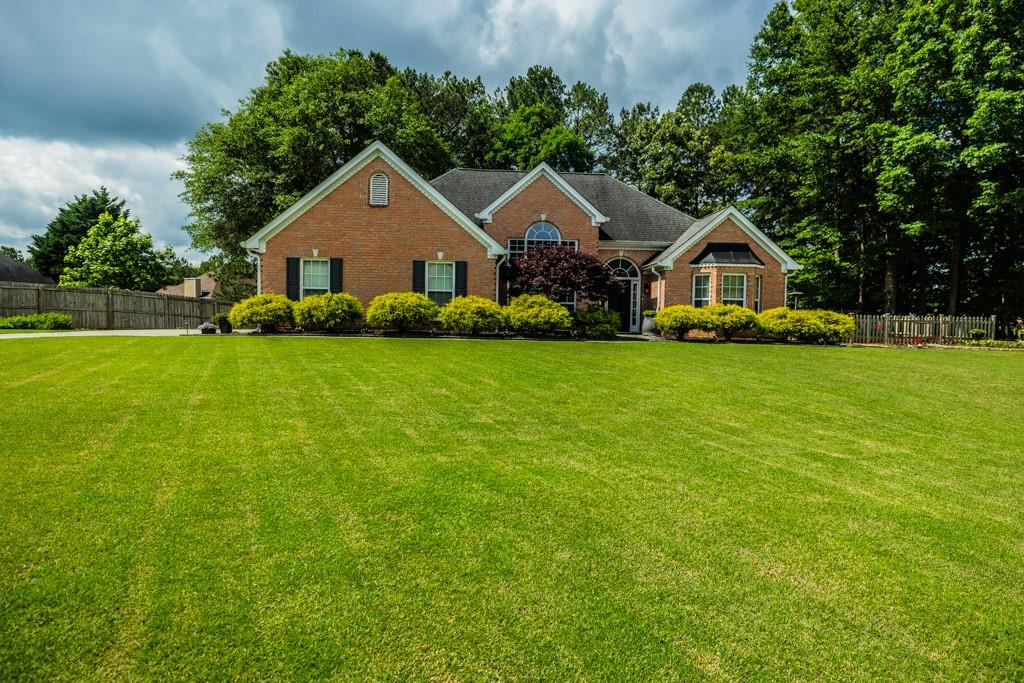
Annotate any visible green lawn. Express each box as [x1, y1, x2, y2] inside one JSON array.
[[1, 338, 1022, 680]]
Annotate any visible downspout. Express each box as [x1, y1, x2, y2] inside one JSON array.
[[494, 254, 507, 303], [650, 268, 663, 311]]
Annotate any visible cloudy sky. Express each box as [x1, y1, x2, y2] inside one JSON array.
[[0, 0, 774, 261]]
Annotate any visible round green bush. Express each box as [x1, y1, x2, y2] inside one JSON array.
[[702, 304, 757, 339], [573, 306, 620, 339], [757, 307, 853, 344], [653, 305, 708, 339], [228, 293, 293, 332], [505, 294, 573, 335], [365, 292, 439, 331], [756, 307, 795, 338], [438, 295, 507, 335], [293, 292, 364, 332], [813, 309, 855, 343]]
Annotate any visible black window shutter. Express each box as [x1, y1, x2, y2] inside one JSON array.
[[412, 260, 425, 293], [286, 257, 300, 300], [455, 261, 468, 297], [330, 258, 343, 293]]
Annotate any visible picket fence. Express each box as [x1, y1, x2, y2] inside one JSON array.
[[849, 313, 997, 345], [0, 281, 232, 330]]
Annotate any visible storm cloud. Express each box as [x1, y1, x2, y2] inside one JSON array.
[[0, 0, 774, 257]]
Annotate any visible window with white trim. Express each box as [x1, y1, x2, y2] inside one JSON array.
[[692, 273, 710, 307], [754, 275, 762, 313], [369, 173, 389, 206], [301, 258, 329, 299], [721, 273, 746, 307], [426, 261, 455, 306]]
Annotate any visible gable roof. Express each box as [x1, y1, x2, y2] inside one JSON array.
[[0, 254, 51, 285], [241, 141, 506, 257], [647, 205, 801, 272], [470, 163, 610, 226], [430, 169, 698, 243]]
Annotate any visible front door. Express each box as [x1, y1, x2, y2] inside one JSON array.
[[605, 257, 641, 333], [608, 282, 632, 332]]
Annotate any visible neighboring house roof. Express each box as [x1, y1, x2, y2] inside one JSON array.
[[430, 169, 698, 243], [648, 205, 802, 272], [241, 141, 506, 257], [689, 243, 765, 267], [157, 273, 218, 298], [0, 255, 51, 284]]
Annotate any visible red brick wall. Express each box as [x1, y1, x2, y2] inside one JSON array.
[[260, 157, 495, 305], [486, 175, 599, 253], [661, 217, 787, 310]]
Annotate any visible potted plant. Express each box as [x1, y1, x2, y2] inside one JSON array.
[[197, 322, 217, 335], [212, 311, 232, 334], [641, 309, 658, 335]]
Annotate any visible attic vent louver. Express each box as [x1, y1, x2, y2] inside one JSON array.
[[369, 173, 389, 206]]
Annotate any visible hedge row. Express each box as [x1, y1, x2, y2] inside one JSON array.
[[227, 292, 619, 338], [654, 304, 854, 343], [0, 313, 74, 330]]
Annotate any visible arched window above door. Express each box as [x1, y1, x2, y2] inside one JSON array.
[[606, 257, 640, 279]]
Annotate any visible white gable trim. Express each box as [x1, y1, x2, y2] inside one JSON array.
[[646, 206, 801, 272], [474, 163, 610, 226], [241, 141, 506, 257]]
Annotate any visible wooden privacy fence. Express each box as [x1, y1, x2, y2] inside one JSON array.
[[850, 313, 997, 345], [0, 281, 233, 330]]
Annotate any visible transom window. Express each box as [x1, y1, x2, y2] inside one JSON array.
[[606, 258, 640, 279], [721, 273, 747, 307], [426, 261, 455, 306], [369, 173, 389, 206], [301, 259, 329, 299], [692, 273, 710, 307], [525, 221, 560, 241]]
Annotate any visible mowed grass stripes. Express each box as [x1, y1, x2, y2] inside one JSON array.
[[1, 337, 1022, 680]]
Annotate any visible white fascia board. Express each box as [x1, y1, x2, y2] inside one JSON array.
[[474, 162, 610, 226], [650, 207, 801, 272], [241, 141, 506, 257]]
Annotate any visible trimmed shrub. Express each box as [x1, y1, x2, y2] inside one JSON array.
[[702, 304, 757, 339], [755, 307, 794, 338], [968, 328, 987, 340], [757, 307, 854, 344], [293, 292, 363, 332], [653, 305, 707, 339], [228, 293, 293, 332], [0, 313, 74, 330], [505, 294, 573, 335], [438, 295, 507, 335], [814, 309, 855, 343], [365, 292, 438, 331], [573, 306, 620, 339]]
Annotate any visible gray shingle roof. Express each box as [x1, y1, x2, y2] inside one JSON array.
[[0, 254, 51, 284], [429, 168, 698, 243]]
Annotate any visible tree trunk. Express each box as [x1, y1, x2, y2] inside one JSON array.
[[884, 227, 898, 314], [858, 230, 866, 312], [947, 223, 963, 315], [916, 242, 927, 313]]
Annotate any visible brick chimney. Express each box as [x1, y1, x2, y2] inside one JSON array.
[[183, 277, 203, 298]]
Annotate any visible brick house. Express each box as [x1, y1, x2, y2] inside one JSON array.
[[242, 141, 800, 332]]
